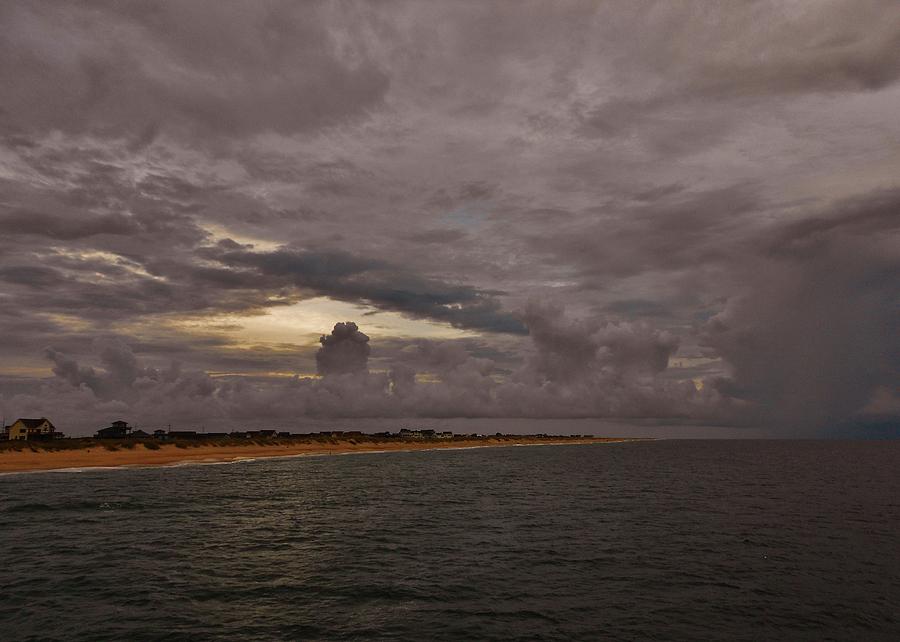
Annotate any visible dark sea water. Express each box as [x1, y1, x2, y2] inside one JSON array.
[[1, 440, 898, 641]]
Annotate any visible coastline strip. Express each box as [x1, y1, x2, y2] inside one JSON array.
[[0, 438, 642, 474]]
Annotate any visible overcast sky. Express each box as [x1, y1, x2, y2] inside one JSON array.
[[1, 1, 897, 436]]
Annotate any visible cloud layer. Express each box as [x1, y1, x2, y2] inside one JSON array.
[[1, 2, 898, 436]]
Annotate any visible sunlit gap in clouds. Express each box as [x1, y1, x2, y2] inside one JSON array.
[[175, 296, 480, 347], [200, 224, 282, 252]]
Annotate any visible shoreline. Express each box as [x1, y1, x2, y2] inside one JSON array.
[[0, 437, 642, 474]]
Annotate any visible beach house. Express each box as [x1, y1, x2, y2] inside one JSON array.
[[399, 429, 440, 439], [96, 420, 131, 439], [6, 417, 62, 440]]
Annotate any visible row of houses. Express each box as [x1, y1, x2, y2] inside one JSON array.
[[398, 429, 453, 440], [3, 418, 459, 442], [94, 421, 297, 440], [94, 424, 456, 440], [0, 418, 287, 441]]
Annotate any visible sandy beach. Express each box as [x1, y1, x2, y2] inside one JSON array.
[[0, 437, 635, 474]]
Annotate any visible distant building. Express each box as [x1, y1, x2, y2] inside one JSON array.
[[129, 429, 151, 439], [243, 430, 277, 438], [6, 417, 62, 441], [96, 420, 131, 439], [399, 429, 442, 439], [162, 430, 225, 439], [168, 430, 199, 439]]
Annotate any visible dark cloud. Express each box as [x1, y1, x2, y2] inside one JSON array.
[[0, 2, 389, 140], [704, 192, 900, 435], [0, 1, 898, 436], [0, 314, 694, 434], [207, 246, 528, 334], [316, 322, 370, 376], [523, 185, 762, 282], [404, 229, 469, 245], [47, 341, 136, 401], [0, 265, 64, 288], [0, 210, 140, 240], [518, 304, 680, 388], [603, 299, 671, 319]]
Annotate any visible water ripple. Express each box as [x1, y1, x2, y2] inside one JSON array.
[[1, 440, 898, 640]]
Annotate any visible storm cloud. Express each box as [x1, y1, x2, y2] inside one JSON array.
[[704, 191, 900, 435], [1, 1, 898, 436], [316, 322, 370, 376], [206, 246, 528, 334]]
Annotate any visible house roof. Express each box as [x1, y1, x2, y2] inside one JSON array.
[[15, 417, 55, 429]]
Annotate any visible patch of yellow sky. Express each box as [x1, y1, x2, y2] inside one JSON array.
[[190, 296, 479, 347], [171, 297, 479, 379], [27, 227, 719, 386], [201, 224, 282, 251], [6, 228, 477, 379], [190, 224, 479, 349], [51, 247, 158, 280], [667, 357, 719, 391], [14, 298, 478, 380]]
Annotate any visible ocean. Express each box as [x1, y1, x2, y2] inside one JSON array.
[[1, 440, 898, 641]]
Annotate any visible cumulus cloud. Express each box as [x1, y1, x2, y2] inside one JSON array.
[[45, 338, 198, 403], [521, 304, 679, 382], [1, 2, 898, 436], [316, 322, 371, 376], [1, 314, 699, 434]]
